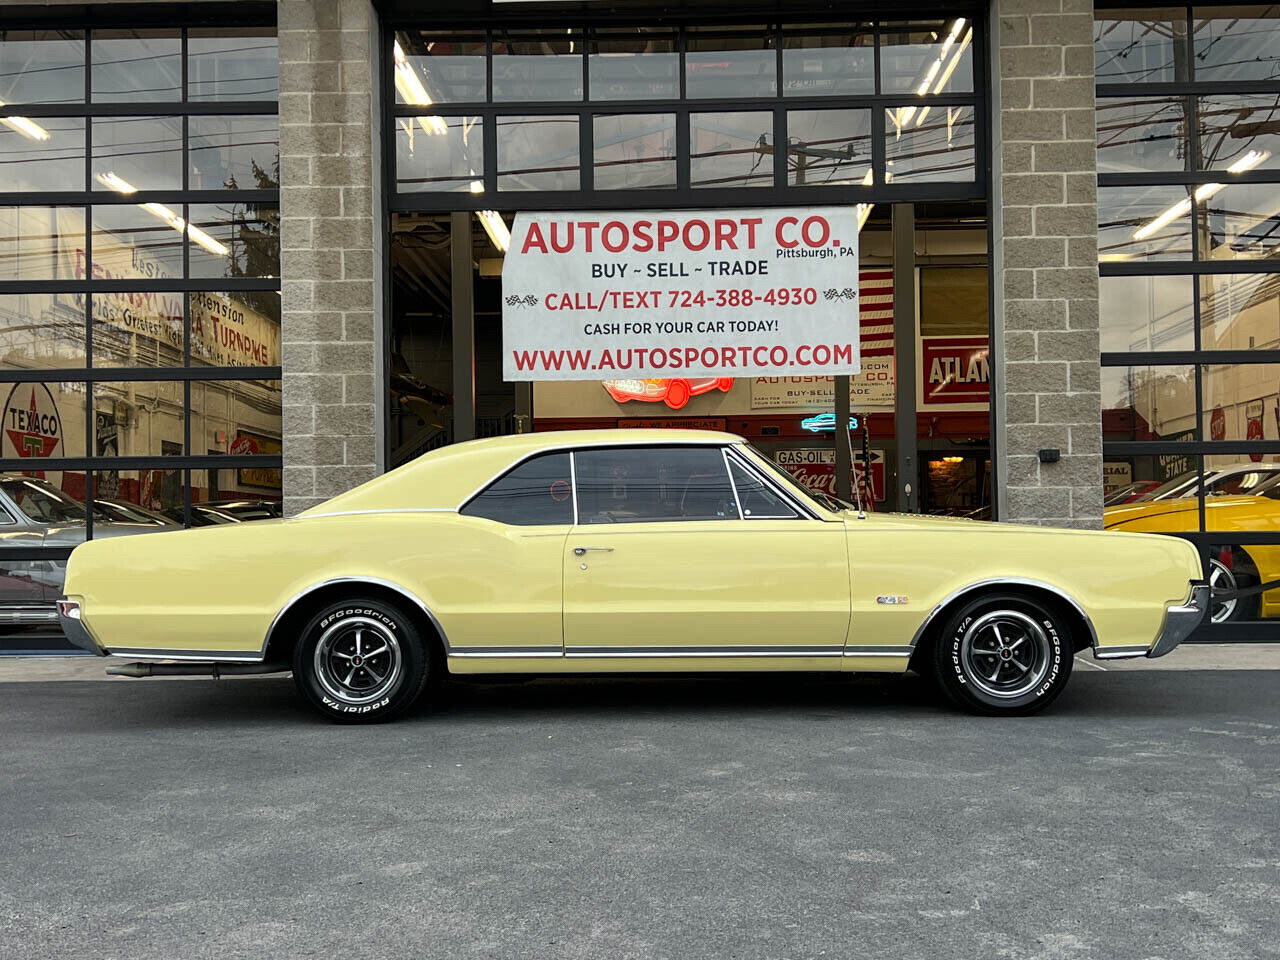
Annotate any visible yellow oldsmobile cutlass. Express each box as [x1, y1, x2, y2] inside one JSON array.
[[57, 430, 1207, 722]]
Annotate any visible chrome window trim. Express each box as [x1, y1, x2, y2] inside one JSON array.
[[724, 447, 820, 521], [261, 576, 454, 659], [721, 447, 745, 520], [456, 436, 733, 513], [569, 450, 579, 526], [724, 451, 803, 520], [907, 577, 1101, 651]]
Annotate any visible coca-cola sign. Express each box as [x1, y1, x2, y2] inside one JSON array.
[[775, 447, 885, 502]]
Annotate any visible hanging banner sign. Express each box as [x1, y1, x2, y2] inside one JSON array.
[[502, 207, 861, 381]]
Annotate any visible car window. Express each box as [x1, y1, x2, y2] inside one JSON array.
[[574, 446, 736, 524], [0, 478, 86, 522], [461, 452, 573, 526], [1206, 470, 1278, 497], [1144, 470, 1195, 500], [728, 458, 799, 519]]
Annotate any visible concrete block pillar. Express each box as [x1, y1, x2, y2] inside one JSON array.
[[278, 0, 384, 514], [990, 0, 1103, 528]]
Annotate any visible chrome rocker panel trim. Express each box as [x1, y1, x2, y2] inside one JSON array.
[[107, 647, 264, 662], [565, 644, 845, 658], [1093, 645, 1151, 661], [450, 645, 563, 658], [447, 644, 914, 660]]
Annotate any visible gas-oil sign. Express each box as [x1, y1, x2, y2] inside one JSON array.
[[501, 207, 862, 381]]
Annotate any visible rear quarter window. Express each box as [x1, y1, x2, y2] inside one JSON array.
[[461, 452, 574, 525]]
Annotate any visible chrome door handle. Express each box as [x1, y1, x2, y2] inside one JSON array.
[[573, 546, 614, 556]]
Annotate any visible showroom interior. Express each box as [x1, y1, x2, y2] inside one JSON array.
[[2, 0, 1280, 649]]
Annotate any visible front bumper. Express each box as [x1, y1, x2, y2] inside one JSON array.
[[1094, 581, 1209, 660], [1147, 581, 1210, 658], [56, 598, 105, 656]]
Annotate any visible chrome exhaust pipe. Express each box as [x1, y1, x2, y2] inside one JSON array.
[[106, 662, 289, 678]]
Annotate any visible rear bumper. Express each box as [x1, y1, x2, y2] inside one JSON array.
[[55, 598, 105, 656], [1093, 581, 1209, 661]]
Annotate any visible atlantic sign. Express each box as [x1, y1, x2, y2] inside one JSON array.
[[501, 207, 862, 381]]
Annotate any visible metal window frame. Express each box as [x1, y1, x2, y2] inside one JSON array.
[[1096, 1, 1280, 642], [385, 13, 988, 212], [0, 18, 282, 573], [570, 442, 746, 526]]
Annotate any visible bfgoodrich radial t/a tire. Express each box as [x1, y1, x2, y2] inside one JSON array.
[[931, 592, 1074, 716], [292, 596, 431, 723]]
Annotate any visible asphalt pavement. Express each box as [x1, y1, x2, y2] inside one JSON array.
[[1, 668, 1277, 960]]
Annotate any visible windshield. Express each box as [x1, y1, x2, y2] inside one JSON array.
[[98, 501, 165, 524], [1139, 470, 1196, 502], [1203, 468, 1280, 497], [741, 444, 852, 513], [0, 478, 87, 522]]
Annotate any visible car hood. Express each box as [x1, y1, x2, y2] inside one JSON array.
[[850, 509, 1077, 536], [852, 508, 1196, 547], [1103, 495, 1263, 529]]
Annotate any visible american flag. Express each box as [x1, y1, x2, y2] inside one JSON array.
[[859, 269, 894, 359]]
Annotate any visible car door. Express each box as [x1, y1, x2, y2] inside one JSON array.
[[562, 444, 850, 661], [449, 450, 574, 657]]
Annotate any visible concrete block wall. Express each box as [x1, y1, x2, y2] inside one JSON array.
[[278, 0, 383, 514], [991, 0, 1104, 528]]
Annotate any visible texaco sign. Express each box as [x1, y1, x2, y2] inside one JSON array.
[[3, 383, 64, 460]]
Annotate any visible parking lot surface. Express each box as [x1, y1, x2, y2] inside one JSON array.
[[1, 669, 1277, 960]]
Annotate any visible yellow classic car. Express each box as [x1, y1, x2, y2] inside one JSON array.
[[57, 430, 1207, 722], [1105, 479, 1280, 623]]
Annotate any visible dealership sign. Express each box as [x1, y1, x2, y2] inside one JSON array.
[[921, 335, 990, 405], [3, 383, 63, 459], [751, 365, 894, 411], [502, 207, 861, 381]]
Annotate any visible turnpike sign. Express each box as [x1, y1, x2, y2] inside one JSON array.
[[501, 208, 861, 381]]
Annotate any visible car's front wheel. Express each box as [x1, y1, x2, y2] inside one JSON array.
[[931, 593, 1073, 716], [292, 597, 431, 722]]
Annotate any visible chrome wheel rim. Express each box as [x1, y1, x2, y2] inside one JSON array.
[[313, 616, 402, 705], [959, 609, 1052, 699], [1208, 558, 1238, 624]]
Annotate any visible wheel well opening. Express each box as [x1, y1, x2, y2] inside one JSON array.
[[907, 583, 1095, 673], [262, 583, 448, 667]]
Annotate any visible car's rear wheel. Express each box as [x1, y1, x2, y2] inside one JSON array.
[[1207, 549, 1260, 623], [931, 592, 1073, 716], [292, 596, 431, 722]]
